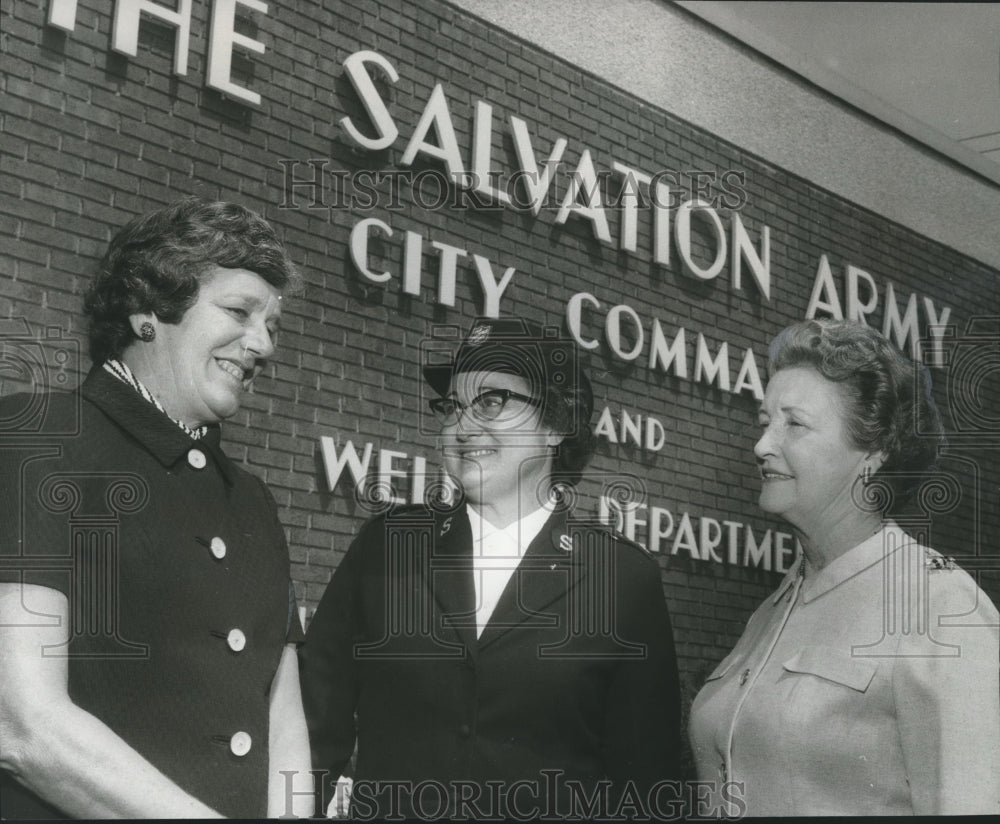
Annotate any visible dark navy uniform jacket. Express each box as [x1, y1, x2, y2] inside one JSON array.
[[300, 502, 682, 818], [0, 367, 301, 819]]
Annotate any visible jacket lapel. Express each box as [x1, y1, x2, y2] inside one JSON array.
[[425, 507, 479, 653], [477, 509, 588, 651]]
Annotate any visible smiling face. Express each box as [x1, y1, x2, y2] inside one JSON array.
[[754, 366, 873, 536], [126, 266, 281, 428], [439, 370, 562, 521]]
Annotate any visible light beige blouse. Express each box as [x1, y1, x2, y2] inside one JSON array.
[[689, 522, 999, 816]]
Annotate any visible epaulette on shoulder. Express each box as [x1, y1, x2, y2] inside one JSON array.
[[611, 528, 654, 558], [354, 504, 436, 547], [924, 547, 958, 572], [560, 517, 653, 555], [382, 502, 435, 519], [355, 503, 435, 533]]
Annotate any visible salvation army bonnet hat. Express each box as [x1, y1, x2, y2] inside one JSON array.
[[422, 317, 592, 418]]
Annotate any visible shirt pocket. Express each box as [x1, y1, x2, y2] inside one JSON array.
[[782, 646, 879, 692]]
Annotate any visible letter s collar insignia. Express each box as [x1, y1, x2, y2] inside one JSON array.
[[558, 533, 573, 553], [440, 516, 453, 536]]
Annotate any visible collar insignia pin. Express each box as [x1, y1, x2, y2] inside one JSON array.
[[926, 553, 956, 571]]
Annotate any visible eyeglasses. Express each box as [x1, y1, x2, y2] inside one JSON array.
[[428, 389, 540, 426]]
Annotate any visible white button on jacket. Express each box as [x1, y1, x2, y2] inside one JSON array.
[[229, 731, 252, 757], [210, 536, 227, 559]]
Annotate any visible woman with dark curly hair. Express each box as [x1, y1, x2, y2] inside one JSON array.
[[689, 319, 999, 816], [0, 197, 312, 818], [301, 317, 682, 819]]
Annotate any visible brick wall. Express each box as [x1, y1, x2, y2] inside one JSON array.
[[4, 0, 999, 770]]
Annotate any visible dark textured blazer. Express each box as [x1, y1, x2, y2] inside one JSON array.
[[0, 368, 299, 819], [300, 502, 682, 818]]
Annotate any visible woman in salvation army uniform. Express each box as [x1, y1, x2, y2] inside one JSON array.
[[689, 319, 1000, 816], [300, 317, 683, 819], [0, 197, 312, 818]]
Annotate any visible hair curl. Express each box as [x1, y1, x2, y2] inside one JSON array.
[[83, 196, 301, 363], [768, 319, 945, 501], [540, 371, 596, 487]]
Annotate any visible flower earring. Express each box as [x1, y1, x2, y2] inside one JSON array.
[[139, 321, 156, 342]]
